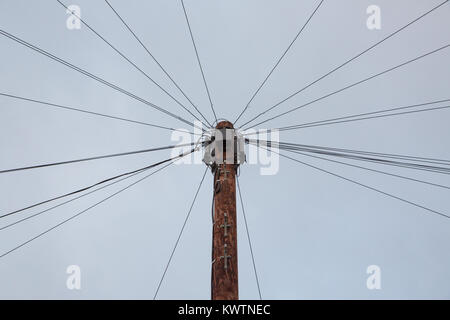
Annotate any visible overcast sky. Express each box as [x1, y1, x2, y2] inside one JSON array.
[[0, 0, 449, 299]]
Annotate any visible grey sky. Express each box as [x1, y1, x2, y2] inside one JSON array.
[[0, 0, 449, 299]]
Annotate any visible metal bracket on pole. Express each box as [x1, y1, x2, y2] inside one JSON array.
[[219, 244, 232, 270], [220, 212, 231, 237]]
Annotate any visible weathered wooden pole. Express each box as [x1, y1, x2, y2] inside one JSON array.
[[210, 121, 239, 300]]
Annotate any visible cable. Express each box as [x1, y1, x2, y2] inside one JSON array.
[[276, 147, 450, 173], [0, 28, 198, 129], [249, 140, 450, 175], [57, 0, 208, 129], [278, 142, 450, 166], [249, 140, 450, 166], [244, 43, 450, 129], [243, 99, 450, 134], [0, 147, 201, 232], [259, 145, 450, 220], [1, 166, 148, 232], [211, 186, 215, 224], [258, 143, 450, 190], [0, 142, 196, 174], [103, 0, 212, 127], [251, 142, 450, 175], [153, 166, 208, 300], [236, 176, 262, 300], [277, 104, 450, 132], [0, 92, 199, 135], [0, 157, 178, 260], [234, 0, 325, 125], [239, 0, 449, 128], [278, 105, 450, 132], [181, 0, 218, 124], [0, 148, 198, 220], [254, 140, 450, 166], [298, 150, 450, 175]]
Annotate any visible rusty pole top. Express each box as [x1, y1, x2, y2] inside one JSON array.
[[215, 120, 234, 129]]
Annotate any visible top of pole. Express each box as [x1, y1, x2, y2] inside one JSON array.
[[203, 120, 245, 167], [215, 120, 234, 129]]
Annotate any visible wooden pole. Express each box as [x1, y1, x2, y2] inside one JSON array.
[[211, 121, 239, 300]]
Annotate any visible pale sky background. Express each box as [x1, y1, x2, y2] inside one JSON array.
[[0, 0, 449, 299]]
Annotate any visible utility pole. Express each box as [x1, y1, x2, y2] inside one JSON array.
[[207, 120, 241, 300]]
